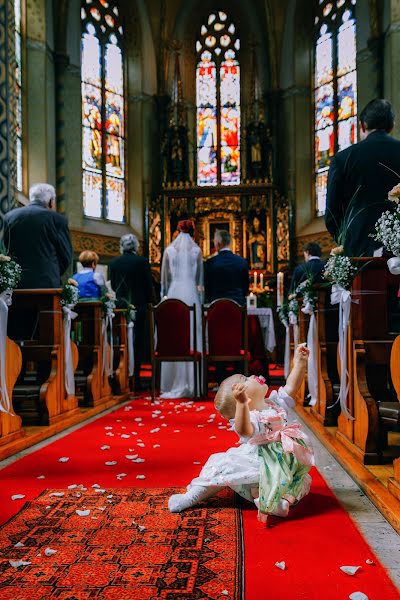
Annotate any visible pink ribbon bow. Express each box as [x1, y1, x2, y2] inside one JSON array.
[[250, 422, 315, 466]]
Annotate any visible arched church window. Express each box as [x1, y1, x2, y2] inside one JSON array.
[[15, 0, 24, 192], [314, 0, 357, 216], [196, 11, 240, 186], [81, 0, 125, 222]]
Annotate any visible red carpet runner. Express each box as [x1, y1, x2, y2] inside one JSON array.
[[0, 396, 398, 599], [0, 487, 242, 599]]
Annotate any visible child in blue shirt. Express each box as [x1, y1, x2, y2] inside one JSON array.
[[73, 251, 106, 300]]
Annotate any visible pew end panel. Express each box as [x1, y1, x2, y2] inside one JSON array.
[[0, 338, 24, 445]]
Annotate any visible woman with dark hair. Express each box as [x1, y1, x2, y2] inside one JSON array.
[[160, 220, 204, 398]]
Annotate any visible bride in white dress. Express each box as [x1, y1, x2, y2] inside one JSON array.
[[160, 220, 203, 398]]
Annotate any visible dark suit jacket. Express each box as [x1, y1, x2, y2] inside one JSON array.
[[205, 250, 249, 306], [109, 251, 154, 310], [325, 130, 400, 256], [289, 258, 325, 293], [4, 203, 72, 288]]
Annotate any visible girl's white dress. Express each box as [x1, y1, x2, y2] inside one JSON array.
[[189, 387, 313, 514]]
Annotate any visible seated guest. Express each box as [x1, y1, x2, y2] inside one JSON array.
[[289, 242, 325, 293], [73, 251, 106, 299], [205, 229, 249, 306], [4, 183, 72, 288]]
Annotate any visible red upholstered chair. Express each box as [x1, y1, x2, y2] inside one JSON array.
[[202, 299, 248, 395], [149, 299, 201, 402]]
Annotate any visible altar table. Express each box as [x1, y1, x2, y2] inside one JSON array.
[[247, 307, 276, 353]]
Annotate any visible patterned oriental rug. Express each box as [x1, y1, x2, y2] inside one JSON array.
[[0, 487, 243, 599]]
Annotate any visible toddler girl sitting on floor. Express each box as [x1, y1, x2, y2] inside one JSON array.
[[168, 344, 314, 523]]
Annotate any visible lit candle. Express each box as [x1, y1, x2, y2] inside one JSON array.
[[277, 272, 284, 307], [260, 273, 264, 290], [253, 271, 257, 287]]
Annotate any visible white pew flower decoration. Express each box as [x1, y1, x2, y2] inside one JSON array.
[[0, 253, 22, 414], [101, 290, 116, 377], [287, 296, 299, 350], [323, 247, 357, 420], [60, 279, 80, 396], [372, 183, 400, 275]]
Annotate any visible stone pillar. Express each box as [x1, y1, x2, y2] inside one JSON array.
[[384, 0, 400, 137], [0, 0, 16, 236], [54, 53, 69, 214]]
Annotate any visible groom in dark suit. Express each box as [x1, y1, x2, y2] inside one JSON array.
[[205, 229, 249, 306], [325, 99, 400, 256]]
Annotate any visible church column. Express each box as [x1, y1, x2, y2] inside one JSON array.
[[356, 0, 383, 113], [384, 0, 400, 137], [0, 0, 17, 236], [25, 0, 56, 186]]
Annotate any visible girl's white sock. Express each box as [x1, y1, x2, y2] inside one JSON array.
[[168, 485, 220, 512]]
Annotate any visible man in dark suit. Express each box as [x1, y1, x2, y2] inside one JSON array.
[[4, 183, 72, 288], [325, 99, 400, 256], [205, 229, 249, 306], [289, 242, 325, 293], [110, 234, 154, 390]]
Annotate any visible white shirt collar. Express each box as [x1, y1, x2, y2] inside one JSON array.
[[308, 256, 320, 261]]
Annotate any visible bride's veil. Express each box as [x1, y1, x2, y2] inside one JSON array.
[[161, 232, 204, 301]]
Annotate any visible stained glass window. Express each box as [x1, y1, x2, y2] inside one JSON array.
[[314, 0, 357, 216], [196, 12, 240, 186], [15, 0, 23, 191], [81, 0, 125, 222]]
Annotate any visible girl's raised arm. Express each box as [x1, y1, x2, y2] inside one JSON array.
[[232, 383, 254, 437]]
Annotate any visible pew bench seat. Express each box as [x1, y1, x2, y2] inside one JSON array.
[[378, 402, 400, 430]]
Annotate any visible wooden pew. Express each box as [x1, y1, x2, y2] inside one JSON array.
[[111, 309, 130, 396], [8, 289, 79, 426], [386, 336, 400, 501], [0, 337, 24, 445], [309, 288, 340, 426], [336, 259, 399, 464], [73, 301, 112, 407]]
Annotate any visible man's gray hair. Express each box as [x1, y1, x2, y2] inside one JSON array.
[[214, 229, 231, 247], [29, 183, 56, 207], [120, 233, 139, 253]]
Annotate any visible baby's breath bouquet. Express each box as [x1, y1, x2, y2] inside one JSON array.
[[296, 278, 317, 312], [372, 184, 400, 273], [61, 278, 79, 307], [0, 254, 22, 292], [277, 302, 289, 326], [323, 246, 357, 290], [288, 296, 299, 317], [101, 291, 116, 317]]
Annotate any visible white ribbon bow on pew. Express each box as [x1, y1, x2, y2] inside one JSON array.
[[127, 321, 135, 377], [102, 311, 114, 377], [0, 296, 12, 415], [62, 305, 78, 396], [283, 317, 290, 380], [330, 284, 354, 420], [301, 300, 318, 407]]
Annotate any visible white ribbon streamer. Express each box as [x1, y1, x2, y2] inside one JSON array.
[[62, 305, 77, 396], [102, 312, 114, 377], [330, 284, 354, 420], [387, 256, 400, 275], [0, 295, 11, 414], [283, 320, 290, 379], [127, 321, 135, 377], [302, 301, 318, 406], [289, 311, 299, 350]]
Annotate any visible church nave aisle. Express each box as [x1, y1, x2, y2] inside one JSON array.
[[0, 395, 399, 599]]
